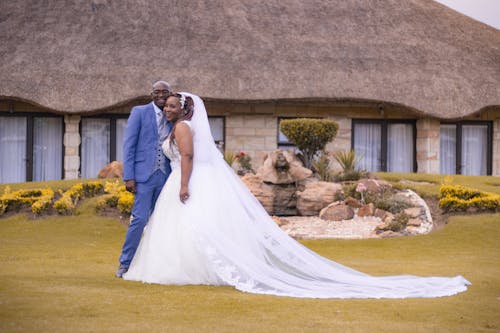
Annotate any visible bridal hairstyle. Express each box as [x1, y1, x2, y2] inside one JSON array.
[[168, 92, 195, 146]]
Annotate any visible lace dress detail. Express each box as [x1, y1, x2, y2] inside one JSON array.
[[162, 120, 191, 170]]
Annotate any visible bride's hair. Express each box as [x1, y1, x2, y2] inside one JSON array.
[[168, 93, 195, 146]]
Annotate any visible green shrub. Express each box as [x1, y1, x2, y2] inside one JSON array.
[[312, 151, 333, 181], [333, 150, 366, 181], [224, 151, 237, 167], [280, 118, 338, 169], [388, 212, 409, 232]]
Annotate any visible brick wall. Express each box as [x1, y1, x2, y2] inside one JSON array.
[[416, 118, 440, 174], [63, 115, 81, 179]]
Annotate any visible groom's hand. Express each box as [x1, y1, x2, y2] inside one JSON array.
[[125, 179, 136, 193]]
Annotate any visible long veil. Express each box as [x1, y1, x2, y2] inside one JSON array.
[[160, 92, 470, 299]]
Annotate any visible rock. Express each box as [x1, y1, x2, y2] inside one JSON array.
[[357, 203, 375, 217], [319, 202, 355, 221], [383, 212, 395, 224], [241, 174, 296, 215], [272, 216, 290, 226], [378, 230, 400, 238], [241, 174, 275, 213], [404, 207, 422, 218], [98, 161, 123, 178], [358, 178, 392, 194], [296, 181, 343, 216], [374, 208, 388, 220], [345, 196, 362, 208], [407, 218, 422, 227], [257, 150, 312, 184]]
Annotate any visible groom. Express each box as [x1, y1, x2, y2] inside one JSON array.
[[116, 80, 173, 278]]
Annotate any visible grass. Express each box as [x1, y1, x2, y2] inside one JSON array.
[[373, 172, 500, 197], [0, 174, 499, 332]]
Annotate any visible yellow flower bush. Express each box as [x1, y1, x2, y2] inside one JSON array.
[[31, 188, 55, 215], [96, 180, 133, 215], [53, 182, 104, 215], [439, 184, 500, 212], [0, 186, 54, 215]]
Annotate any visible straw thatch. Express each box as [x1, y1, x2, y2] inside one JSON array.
[[0, 0, 499, 118]]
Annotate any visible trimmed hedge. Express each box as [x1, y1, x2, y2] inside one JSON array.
[[439, 184, 500, 212]]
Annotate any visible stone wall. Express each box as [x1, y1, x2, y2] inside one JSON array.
[[325, 116, 351, 172], [494, 119, 500, 176], [416, 118, 440, 174], [225, 115, 277, 167], [63, 115, 81, 179]]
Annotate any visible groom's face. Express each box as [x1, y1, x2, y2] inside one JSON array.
[[151, 82, 171, 108]]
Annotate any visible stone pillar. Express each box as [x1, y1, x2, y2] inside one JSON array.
[[64, 115, 81, 179], [493, 119, 500, 176], [225, 115, 277, 168], [325, 116, 351, 172], [416, 118, 440, 174]]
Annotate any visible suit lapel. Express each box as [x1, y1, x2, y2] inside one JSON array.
[[149, 102, 159, 138]]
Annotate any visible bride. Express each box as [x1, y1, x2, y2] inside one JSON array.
[[123, 92, 470, 298]]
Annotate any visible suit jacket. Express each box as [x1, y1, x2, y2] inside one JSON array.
[[122, 102, 171, 182]]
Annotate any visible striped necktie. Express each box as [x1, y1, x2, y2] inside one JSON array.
[[158, 116, 169, 142]]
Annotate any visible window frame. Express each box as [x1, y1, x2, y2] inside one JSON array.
[[79, 114, 128, 176], [0, 113, 64, 182], [440, 121, 493, 175], [351, 119, 417, 172], [208, 116, 226, 151]]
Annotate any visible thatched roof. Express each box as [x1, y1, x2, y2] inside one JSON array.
[[0, 0, 499, 118]]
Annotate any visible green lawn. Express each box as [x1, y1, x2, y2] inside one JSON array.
[[1, 210, 499, 332], [1, 174, 499, 332]]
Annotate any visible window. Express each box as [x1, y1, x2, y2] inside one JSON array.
[[208, 116, 225, 150], [440, 122, 492, 175], [80, 116, 127, 179], [352, 120, 416, 173], [0, 115, 63, 183], [277, 117, 296, 149]]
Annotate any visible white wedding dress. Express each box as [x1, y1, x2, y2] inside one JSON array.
[[123, 93, 470, 298]]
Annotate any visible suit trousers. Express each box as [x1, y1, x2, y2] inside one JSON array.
[[119, 169, 167, 266]]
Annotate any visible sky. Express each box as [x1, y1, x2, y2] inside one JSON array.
[[433, 0, 500, 29]]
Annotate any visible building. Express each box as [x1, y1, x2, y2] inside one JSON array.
[[1, 0, 499, 183]]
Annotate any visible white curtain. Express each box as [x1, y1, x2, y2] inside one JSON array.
[[387, 124, 414, 172], [354, 123, 381, 172], [115, 119, 127, 162], [33, 117, 63, 181], [81, 119, 110, 179], [209, 117, 225, 152], [0, 117, 27, 183], [462, 125, 487, 175], [439, 125, 456, 174]]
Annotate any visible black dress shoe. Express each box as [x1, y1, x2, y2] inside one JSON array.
[[115, 265, 129, 278]]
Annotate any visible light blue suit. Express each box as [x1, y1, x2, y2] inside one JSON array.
[[119, 102, 172, 267]]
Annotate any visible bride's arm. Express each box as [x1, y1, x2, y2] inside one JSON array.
[[175, 122, 194, 203]]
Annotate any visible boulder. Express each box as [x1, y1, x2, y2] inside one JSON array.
[[319, 202, 355, 221], [357, 178, 392, 194], [258, 150, 312, 184], [241, 174, 297, 215], [241, 174, 275, 213], [98, 161, 123, 178], [357, 203, 375, 217], [296, 181, 343, 216], [374, 208, 389, 220], [345, 196, 362, 208]]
